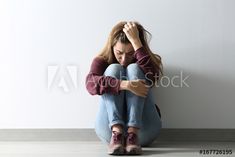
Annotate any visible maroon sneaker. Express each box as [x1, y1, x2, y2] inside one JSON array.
[[125, 132, 142, 155], [108, 131, 125, 155]]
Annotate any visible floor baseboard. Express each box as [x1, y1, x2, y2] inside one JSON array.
[[0, 129, 234, 142]]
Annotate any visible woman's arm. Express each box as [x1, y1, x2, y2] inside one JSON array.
[[134, 47, 157, 84], [85, 57, 121, 95], [123, 22, 157, 85], [86, 57, 149, 97]]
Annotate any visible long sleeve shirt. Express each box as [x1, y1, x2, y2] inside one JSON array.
[[85, 47, 159, 95]]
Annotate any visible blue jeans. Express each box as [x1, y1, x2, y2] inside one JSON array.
[[95, 63, 162, 146]]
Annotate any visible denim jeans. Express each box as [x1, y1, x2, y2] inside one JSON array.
[[95, 63, 162, 146]]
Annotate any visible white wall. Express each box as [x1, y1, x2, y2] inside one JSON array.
[[0, 0, 234, 128]]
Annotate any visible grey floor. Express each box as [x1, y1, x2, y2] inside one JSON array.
[[0, 141, 234, 157]]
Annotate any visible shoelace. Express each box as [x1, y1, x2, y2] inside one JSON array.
[[112, 131, 122, 144], [127, 133, 137, 145]]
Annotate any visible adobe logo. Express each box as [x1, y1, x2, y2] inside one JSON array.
[[47, 65, 78, 92]]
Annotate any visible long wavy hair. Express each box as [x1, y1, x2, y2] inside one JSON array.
[[98, 21, 163, 77]]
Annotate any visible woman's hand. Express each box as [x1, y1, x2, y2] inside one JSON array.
[[120, 80, 149, 97], [128, 79, 149, 97], [123, 22, 143, 51]]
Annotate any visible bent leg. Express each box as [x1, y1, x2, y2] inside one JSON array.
[[95, 64, 126, 144], [138, 88, 162, 146], [126, 63, 161, 146], [126, 63, 146, 128]]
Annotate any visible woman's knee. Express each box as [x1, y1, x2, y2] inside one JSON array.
[[127, 63, 140, 72], [104, 64, 125, 78], [126, 63, 145, 80]]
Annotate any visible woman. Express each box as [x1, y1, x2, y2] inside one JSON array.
[[85, 21, 163, 155]]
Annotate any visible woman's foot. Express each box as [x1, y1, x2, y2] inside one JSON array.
[[108, 131, 125, 155], [125, 132, 142, 155]]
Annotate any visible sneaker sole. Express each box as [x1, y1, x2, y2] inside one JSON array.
[[108, 147, 125, 155], [126, 148, 142, 155]]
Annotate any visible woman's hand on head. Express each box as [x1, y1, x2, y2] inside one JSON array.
[[123, 22, 143, 51]]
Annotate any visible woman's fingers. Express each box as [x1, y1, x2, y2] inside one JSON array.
[[135, 91, 146, 97], [126, 22, 133, 28], [139, 90, 148, 97], [137, 80, 149, 97], [129, 79, 149, 97], [126, 21, 136, 28], [139, 79, 146, 84], [125, 23, 130, 28], [141, 82, 149, 97], [124, 22, 136, 32], [123, 21, 140, 45]]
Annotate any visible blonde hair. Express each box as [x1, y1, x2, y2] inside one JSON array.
[[98, 21, 163, 77]]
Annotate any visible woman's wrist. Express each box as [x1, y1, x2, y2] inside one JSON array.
[[120, 80, 130, 90], [132, 39, 143, 51]]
